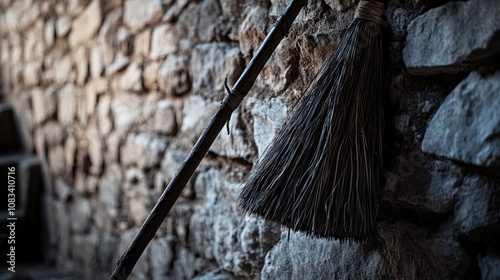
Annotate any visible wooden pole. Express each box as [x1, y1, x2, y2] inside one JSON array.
[[110, 0, 307, 279]]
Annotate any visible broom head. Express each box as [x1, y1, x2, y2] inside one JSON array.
[[238, 0, 386, 240]]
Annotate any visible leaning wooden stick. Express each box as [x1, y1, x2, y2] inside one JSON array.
[[110, 1, 307, 279]]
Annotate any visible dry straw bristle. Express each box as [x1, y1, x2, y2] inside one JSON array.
[[238, 16, 386, 240]]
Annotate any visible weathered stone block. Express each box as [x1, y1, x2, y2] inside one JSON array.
[[69, 0, 102, 47], [123, 0, 163, 32], [152, 100, 177, 135], [158, 55, 190, 96], [111, 92, 142, 133], [403, 0, 500, 75], [143, 61, 159, 90], [117, 61, 143, 91], [150, 24, 178, 59], [56, 15, 72, 37], [57, 84, 78, 125], [191, 43, 244, 97], [73, 46, 89, 85], [121, 133, 167, 168], [454, 175, 500, 241], [31, 86, 55, 124], [422, 71, 500, 166], [250, 97, 287, 159]]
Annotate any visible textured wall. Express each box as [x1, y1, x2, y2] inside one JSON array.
[[0, 0, 499, 279]]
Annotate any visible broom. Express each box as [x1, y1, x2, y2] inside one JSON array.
[[238, 0, 386, 240], [110, 1, 307, 279]]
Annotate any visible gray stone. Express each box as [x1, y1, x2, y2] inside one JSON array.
[[121, 133, 167, 168], [150, 237, 174, 279], [105, 52, 130, 76], [44, 18, 55, 47], [99, 165, 123, 218], [73, 46, 88, 85], [193, 272, 236, 280], [191, 43, 244, 97], [162, 0, 188, 22], [58, 84, 78, 125], [152, 100, 177, 135], [24, 62, 42, 86], [111, 92, 142, 133], [324, 0, 358, 12], [117, 61, 143, 91], [210, 109, 253, 160], [238, 6, 268, 57], [56, 15, 72, 37], [478, 252, 500, 280], [23, 19, 44, 61], [44, 122, 64, 147], [69, 197, 92, 232], [250, 97, 287, 159], [190, 169, 268, 278], [123, 0, 163, 32], [117, 26, 134, 55], [143, 61, 159, 90], [422, 71, 500, 166], [159, 146, 193, 198], [180, 95, 218, 141], [157, 55, 190, 96], [54, 179, 72, 202], [90, 46, 103, 78], [69, 0, 102, 47], [454, 175, 500, 241], [176, 0, 222, 42], [4, 0, 40, 31], [97, 95, 113, 135], [53, 56, 74, 85], [87, 124, 103, 174], [134, 29, 151, 57], [262, 232, 387, 280], [65, 137, 77, 170], [48, 145, 66, 175], [150, 24, 178, 59], [106, 132, 120, 162], [403, 0, 500, 75]]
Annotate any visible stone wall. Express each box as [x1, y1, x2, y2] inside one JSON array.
[[0, 0, 499, 279]]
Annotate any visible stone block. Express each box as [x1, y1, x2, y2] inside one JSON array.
[[143, 61, 159, 90], [134, 29, 151, 57], [403, 0, 500, 75], [69, 0, 102, 47], [73, 46, 89, 85], [121, 133, 167, 169], [152, 100, 177, 135], [117, 61, 143, 91], [24, 62, 42, 86], [249, 97, 287, 159], [56, 15, 72, 37], [157, 55, 190, 96], [57, 84, 78, 125], [422, 71, 500, 166], [191, 43, 243, 97], [123, 0, 163, 32], [150, 24, 178, 59], [111, 92, 142, 133]]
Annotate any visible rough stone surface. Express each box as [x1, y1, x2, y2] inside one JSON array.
[[69, 0, 102, 47], [403, 0, 500, 75], [56, 16, 72, 37], [422, 71, 500, 166], [152, 100, 177, 135], [150, 24, 178, 59], [117, 61, 143, 91], [158, 55, 191, 96], [454, 175, 500, 240], [121, 133, 167, 169], [123, 0, 163, 32], [191, 43, 244, 98], [249, 97, 287, 159], [1, 1, 499, 279], [262, 232, 386, 280], [57, 84, 78, 125]]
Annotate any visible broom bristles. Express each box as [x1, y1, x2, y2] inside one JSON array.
[[238, 5, 385, 240]]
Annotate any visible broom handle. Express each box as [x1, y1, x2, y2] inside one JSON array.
[[110, 0, 307, 279]]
